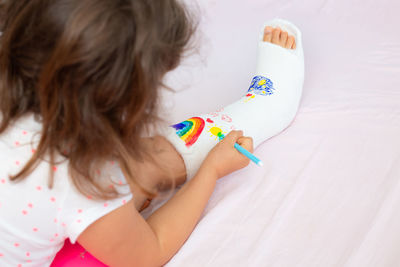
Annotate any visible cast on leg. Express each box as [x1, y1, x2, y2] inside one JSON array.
[[162, 19, 305, 180]]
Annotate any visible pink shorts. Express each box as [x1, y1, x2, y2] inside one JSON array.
[[51, 239, 107, 267]]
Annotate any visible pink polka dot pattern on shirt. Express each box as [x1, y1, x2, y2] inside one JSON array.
[[0, 123, 134, 266]]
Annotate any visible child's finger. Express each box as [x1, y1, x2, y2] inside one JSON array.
[[222, 130, 243, 144], [237, 136, 254, 153]]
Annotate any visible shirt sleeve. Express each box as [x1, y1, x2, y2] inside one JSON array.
[[58, 166, 133, 244]]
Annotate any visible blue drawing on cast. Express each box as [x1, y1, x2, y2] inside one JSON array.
[[248, 75, 275, 96], [171, 121, 193, 136]]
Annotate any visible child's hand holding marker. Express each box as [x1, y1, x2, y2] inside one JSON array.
[[217, 131, 264, 167], [201, 130, 255, 179]]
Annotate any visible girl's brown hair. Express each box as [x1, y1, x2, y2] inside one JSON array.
[[0, 0, 196, 199]]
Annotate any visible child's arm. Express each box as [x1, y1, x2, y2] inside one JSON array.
[[77, 130, 252, 267]]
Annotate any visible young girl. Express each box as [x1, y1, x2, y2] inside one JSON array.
[[0, 0, 253, 266], [0, 0, 303, 266]]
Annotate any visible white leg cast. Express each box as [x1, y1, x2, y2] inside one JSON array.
[[162, 18, 305, 180]]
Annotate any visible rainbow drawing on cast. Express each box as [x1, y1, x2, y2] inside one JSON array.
[[171, 117, 205, 147]]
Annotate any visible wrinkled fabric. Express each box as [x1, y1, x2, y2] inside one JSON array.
[[157, 0, 400, 266]]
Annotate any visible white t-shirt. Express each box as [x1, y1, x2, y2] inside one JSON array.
[[0, 114, 133, 267]]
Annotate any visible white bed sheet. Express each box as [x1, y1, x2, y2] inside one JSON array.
[[143, 0, 400, 266]]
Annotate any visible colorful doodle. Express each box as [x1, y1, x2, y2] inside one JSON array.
[[247, 75, 275, 96], [221, 114, 232, 123], [206, 118, 229, 141], [171, 117, 205, 147], [244, 93, 256, 103], [209, 126, 224, 140]]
